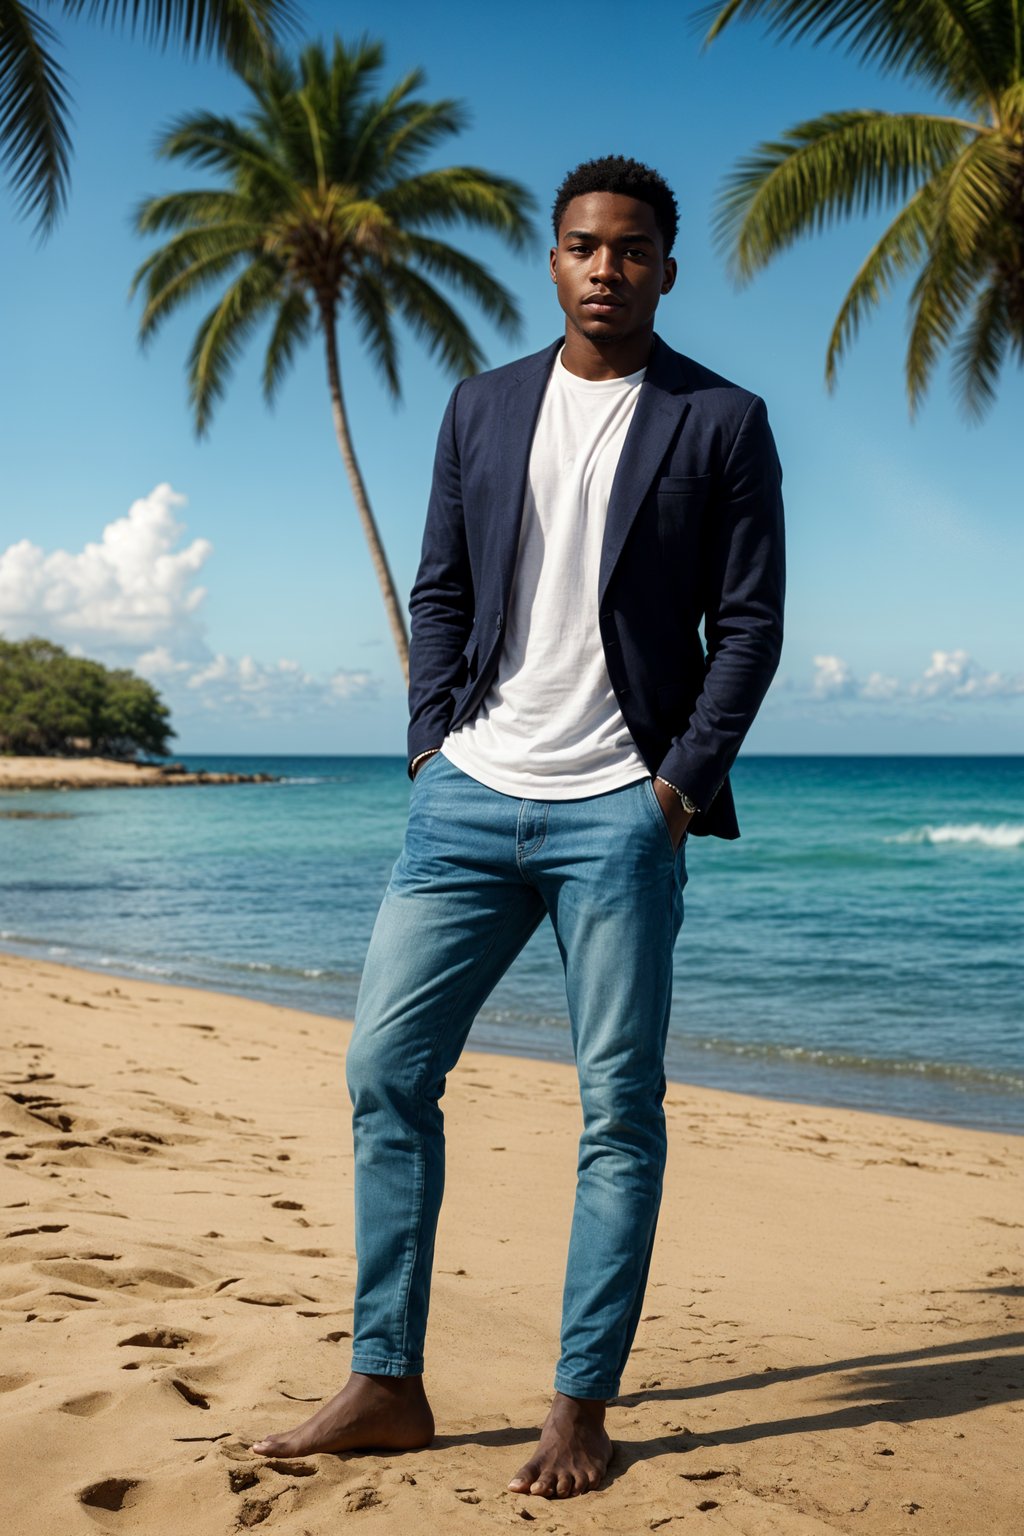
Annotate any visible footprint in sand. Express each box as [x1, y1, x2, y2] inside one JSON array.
[[344, 1486, 383, 1512], [229, 1468, 261, 1493], [77, 1478, 142, 1513], [41, 1259, 196, 1292], [118, 1328, 192, 1350], [170, 1379, 211, 1409], [236, 1495, 275, 1524], [27, 1108, 76, 1132], [59, 1391, 113, 1417]]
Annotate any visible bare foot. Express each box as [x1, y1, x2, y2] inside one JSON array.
[[250, 1372, 434, 1458], [507, 1392, 612, 1498]]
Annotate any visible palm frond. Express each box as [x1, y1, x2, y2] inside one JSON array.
[[349, 271, 400, 397], [386, 265, 485, 378], [996, 79, 1024, 130], [322, 32, 384, 158], [248, 50, 325, 185], [261, 286, 311, 405], [713, 108, 978, 282], [132, 187, 250, 234], [825, 179, 935, 387], [187, 258, 281, 434], [405, 234, 522, 337], [691, 0, 1010, 108], [57, 0, 302, 72], [950, 274, 1010, 419], [0, 0, 74, 236], [362, 95, 468, 184], [379, 166, 537, 250], [933, 128, 1019, 259], [904, 224, 985, 413], [342, 65, 426, 179], [903, 128, 1019, 411], [154, 109, 292, 198], [130, 226, 267, 343]]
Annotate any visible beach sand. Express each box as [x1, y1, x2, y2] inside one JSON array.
[[1, 950, 1021, 1534]]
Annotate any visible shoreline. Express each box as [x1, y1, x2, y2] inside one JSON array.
[[0, 755, 277, 790], [2, 949, 1021, 1534], [1, 938, 1021, 1141]]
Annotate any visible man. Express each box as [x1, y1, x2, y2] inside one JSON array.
[[252, 155, 785, 1498]]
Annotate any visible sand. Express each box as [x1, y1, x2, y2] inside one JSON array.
[[1, 950, 1021, 1535], [0, 758, 274, 790]]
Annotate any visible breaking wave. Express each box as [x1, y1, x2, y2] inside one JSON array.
[[886, 822, 1024, 849]]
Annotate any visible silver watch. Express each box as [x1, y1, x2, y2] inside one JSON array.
[[655, 775, 698, 815]]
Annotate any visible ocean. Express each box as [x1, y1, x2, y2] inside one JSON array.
[[1, 754, 1021, 1135]]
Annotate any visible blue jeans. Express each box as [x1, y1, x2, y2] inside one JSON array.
[[346, 749, 688, 1400]]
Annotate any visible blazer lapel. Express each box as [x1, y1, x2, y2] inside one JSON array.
[[598, 334, 691, 607], [493, 340, 562, 616]]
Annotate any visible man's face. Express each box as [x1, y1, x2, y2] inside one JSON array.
[[550, 191, 676, 344]]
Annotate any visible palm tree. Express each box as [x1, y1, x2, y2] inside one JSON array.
[[0, 0, 300, 238], [129, 36, 535, 680], [695, 0, 1024, 420]]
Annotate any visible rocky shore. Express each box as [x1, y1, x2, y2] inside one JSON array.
[[0, 756, 277, 790]]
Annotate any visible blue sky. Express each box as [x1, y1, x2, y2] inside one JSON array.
[[2, 0, 1022, 755]]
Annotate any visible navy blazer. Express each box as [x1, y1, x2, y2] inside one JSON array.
[[407, 333, 785, 840]]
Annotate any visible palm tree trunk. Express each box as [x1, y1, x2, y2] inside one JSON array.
[[318, 299, 410, 684]]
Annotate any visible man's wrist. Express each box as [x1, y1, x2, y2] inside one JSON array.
[[654, 775, 698, 816]]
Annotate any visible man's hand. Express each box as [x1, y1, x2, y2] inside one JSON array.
[[652, 778, 693, 852], [411, 748, 441, 780]]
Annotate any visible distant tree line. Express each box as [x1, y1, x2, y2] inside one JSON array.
[[0, 636, 175, 758]]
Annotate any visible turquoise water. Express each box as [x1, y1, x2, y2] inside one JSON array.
[[1, 755, 1021, 1135]]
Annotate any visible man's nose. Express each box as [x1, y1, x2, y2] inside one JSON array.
[[590, 246, 622, 283]]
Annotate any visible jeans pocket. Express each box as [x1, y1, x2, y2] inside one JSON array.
[[641, 776, 680, 858]]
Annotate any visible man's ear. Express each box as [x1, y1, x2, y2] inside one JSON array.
[[549, 246, 559, 283], [661, 256, 678, 296]]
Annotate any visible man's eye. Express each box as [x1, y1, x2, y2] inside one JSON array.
[[626, 248, 648, 259]]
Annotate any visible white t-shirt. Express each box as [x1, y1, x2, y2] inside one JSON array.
[[441, 349, 652, 799]]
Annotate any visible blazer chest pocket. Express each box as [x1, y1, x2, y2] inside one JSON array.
[[656, 473, 712, 498], [654, 474, 711, 549]]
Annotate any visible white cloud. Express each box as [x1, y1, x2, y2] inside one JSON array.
[[812, 655, 857, 698], [0, 484, 211, 653], [860, 670, 902, 701], [913, 649, 1024, 699], [2, 486, 380, 724], [136, 649, 375, 719], [806, 650, 1024, 705]]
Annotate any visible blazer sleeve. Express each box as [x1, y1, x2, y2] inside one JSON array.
[[656, 393, 786, 812], [406, 381, 476, 775]]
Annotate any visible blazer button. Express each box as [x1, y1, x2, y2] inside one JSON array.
[[496, 613, 503, 630]]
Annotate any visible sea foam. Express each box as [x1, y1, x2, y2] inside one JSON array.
[[886, 822, 1024, 849]]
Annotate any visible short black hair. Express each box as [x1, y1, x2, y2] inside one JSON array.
[[552, 156, 679, 256]]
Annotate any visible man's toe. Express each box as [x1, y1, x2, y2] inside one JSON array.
[[508, 1462, 539, 1492]]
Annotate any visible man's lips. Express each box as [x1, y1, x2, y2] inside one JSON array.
[[582, 294, 624, 310]]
